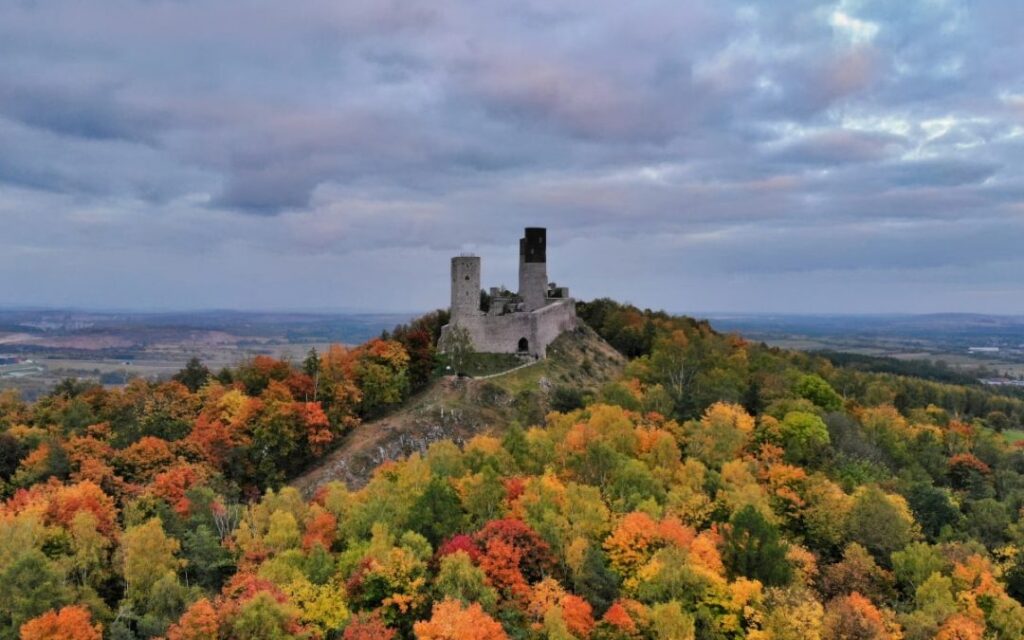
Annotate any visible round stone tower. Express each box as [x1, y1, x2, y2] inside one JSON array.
[[518, 227, 548, 311], [450, 255, 481, 319]]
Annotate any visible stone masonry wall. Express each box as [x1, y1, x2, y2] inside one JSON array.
[[440, 298, 577, 358]]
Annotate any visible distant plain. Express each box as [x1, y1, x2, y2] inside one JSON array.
[[4, 308, 1024, 401], [0, 309, 414, 399]]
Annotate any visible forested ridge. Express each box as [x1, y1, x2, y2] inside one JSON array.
[[4, 300, 1024, 639]]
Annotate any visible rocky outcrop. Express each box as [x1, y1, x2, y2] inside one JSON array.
[[290, 325, 625, 496]]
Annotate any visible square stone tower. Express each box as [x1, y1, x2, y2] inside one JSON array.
[[450, 255, 481, 320], [518, 227, 548, 311]]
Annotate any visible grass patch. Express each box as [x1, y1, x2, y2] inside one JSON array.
[[1003, 429, 1024, 445], [456, 352, 528, 377], [485, 327, 626, 395], [488, 360, 547, 395]]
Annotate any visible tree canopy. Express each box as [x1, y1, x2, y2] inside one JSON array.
[[3, 300, 1024, 639]]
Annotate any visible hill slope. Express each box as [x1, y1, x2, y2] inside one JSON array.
[[292, 324, 624, 494]]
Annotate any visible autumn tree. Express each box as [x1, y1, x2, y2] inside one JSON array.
[[395, 327, 437, 392], [821, 543, 896, 602], [319, 345, 363, 432], [947, 453, 991, 492], [822, 593, 898, 640], [0, 549, 69, 638], [433, 551, 499, 613], [560, 594, 596, 638], [120, 517, 183, 605], [302, 507, 337, 551], [116, 436, 176, 482], [235, 356, 293, 396], [648, 601, 695, 640], [604, 511, 658, 578], [778, 411, 830, 465], [47, 480, 119, 539], [18, 606, 102, 640], [343, 612, 396, 640], [166, 597, 220, 640], [847, 486, 919, 563], [413, 599, 507, 640], [935, 615, 984, 640], [684, 403, 755, 468], [795, 374, 843, 411], [761, 588, 825, 640], [65, 510, 113, 590], [355, 339, 410, 418], [476, 519, 554, 583], [231, 591, 304, 640], [12, 441, 69, 486], [891, 542, 945, 595]]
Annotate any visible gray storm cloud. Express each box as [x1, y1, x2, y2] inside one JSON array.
[[0, 0, 1023, 313]]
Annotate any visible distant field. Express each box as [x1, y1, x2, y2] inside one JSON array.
[[0, 309, 415, 399], [8, 308, 1024, 400], [707, 312, 1024, 382]]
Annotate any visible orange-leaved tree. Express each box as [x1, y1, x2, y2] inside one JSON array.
[[413, 599, 507, 640], [166, 598, 220, 640], [19, 606, 102, 640]]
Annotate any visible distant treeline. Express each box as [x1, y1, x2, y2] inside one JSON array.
[[814, 350, 983, 386]]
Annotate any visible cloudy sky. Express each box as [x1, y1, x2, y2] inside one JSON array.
[[1, 1, 1023, 314]]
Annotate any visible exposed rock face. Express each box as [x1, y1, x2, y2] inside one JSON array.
[[292, 375, 508, 494], [291, 325, 625, 495], [296, 412, 472, 491]]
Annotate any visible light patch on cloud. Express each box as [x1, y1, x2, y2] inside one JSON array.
[[766, 128, 905, 165], [829, 9, 880, 44]]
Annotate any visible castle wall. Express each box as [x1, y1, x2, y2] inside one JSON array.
[[441, 298, 577, 358], [530, 298, 579, 355]]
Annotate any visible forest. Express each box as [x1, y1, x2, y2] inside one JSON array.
[[4, 299, 1024, 639]]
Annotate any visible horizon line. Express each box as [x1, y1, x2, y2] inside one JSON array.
[[1, 305, 1023, 319]]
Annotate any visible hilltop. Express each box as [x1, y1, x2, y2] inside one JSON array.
[[292, 324, 625, 493]]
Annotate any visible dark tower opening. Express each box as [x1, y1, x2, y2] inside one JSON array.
[[517, 337, 529, 353]]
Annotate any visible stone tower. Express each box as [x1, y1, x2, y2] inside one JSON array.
[[518, 227, 548, 311], [450, 255, 481, 320], [439, 228, 576, 359]]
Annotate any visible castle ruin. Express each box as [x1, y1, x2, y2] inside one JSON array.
[[439, 227, 578, 358]]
